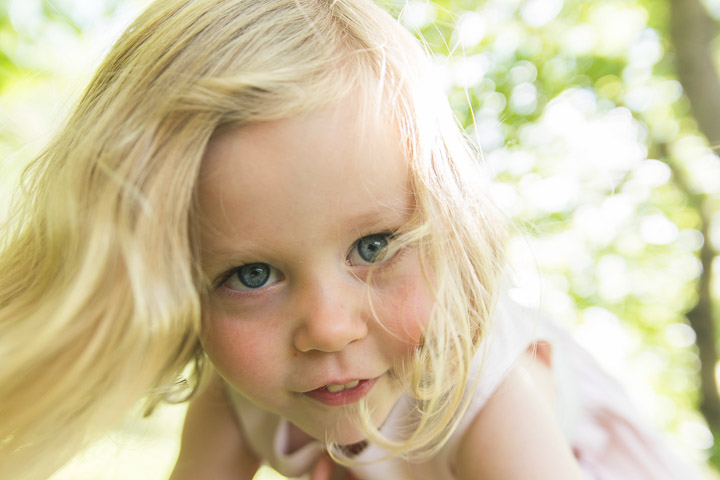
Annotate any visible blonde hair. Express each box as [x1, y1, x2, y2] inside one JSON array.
[[0, 0, 505, 477]]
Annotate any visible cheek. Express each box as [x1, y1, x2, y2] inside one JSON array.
[[399, 281, 434, 343], [201, 306, 283, 390], [380, 269, 434, 345]]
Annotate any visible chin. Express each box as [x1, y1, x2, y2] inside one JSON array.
[[332, 401, 400, 446], [330, 431, 369, 446], [299, 408, 367, 445], [297, 377, 406, 446]]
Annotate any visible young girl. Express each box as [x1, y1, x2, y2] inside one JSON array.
[[0, 0, 703, 479]]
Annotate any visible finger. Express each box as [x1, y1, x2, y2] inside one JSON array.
[[310, 454, 334, 480]]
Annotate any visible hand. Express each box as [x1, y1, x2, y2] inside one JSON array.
[[310, 454, 357, 480]]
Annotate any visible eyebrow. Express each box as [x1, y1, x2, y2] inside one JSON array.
[[202, 204, 411, 258], [198, 185, 416, 270], [343, 205, 412, 234]]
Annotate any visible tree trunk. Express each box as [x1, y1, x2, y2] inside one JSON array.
[[690, 207, 720, 429], [668, 0, 720, 439], [670, 0, 720, 145]]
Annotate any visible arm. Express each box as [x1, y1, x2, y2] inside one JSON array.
[[169, 373, 260, 480], [455, 349, 584, 480]]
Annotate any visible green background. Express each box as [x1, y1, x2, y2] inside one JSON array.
[[2, 0, 719, 477]]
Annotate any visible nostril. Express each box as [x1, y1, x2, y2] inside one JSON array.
[[293, 314, 368, 353]]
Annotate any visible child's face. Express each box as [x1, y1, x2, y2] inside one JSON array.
[[197, 100, 433, 445]]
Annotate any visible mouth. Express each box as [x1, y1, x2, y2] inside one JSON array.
[[303, 377, 379, 407]]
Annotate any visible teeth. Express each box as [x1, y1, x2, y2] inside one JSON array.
[[325, 380, 360, 393]]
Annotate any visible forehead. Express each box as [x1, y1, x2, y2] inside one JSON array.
[[197, 102, 412, 257]]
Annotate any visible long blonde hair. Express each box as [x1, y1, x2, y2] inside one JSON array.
[[0, 0, 505, 477]]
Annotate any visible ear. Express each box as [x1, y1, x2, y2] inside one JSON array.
[[527, 340, 553, 368]]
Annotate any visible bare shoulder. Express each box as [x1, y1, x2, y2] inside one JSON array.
[[454, 349, 584, 480], [169, 373, 260, 480]]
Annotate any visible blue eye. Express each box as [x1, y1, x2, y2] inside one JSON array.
[[224, 263, 280, 291], [348, 233, 394, 265]]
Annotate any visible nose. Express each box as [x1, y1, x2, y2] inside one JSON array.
[[292, 278, 368, 353]]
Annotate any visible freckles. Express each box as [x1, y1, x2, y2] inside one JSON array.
[[383, 279, 433, 345], [399, 285, 433, 343], [374, 254, 435, 345], [203, 317, 275, 388]]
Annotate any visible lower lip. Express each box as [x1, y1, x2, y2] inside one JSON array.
[[304, 378, 378, 407]]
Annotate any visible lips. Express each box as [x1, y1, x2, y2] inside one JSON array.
[[303, 377, 378, 406]]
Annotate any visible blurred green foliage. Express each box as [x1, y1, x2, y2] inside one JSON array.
[[2, 0, 719, 478], [388, 0, 720, 474]]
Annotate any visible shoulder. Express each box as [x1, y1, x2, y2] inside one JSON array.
[[454, 350, 584, 480]]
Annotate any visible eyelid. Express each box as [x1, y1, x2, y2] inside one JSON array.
[[214, 263, 281, 292], [213, 268, 239, 290]]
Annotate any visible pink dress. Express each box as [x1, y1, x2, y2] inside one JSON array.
[[226, 296, 704, 479]]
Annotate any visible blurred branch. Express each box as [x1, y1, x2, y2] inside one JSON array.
[[669, 0, 720, 146], [661, 144, 720, 438]]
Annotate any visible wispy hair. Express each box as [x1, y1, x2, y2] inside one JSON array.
[[0, 0, 505, 477]]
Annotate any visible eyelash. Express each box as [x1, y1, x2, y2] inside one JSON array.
[[346, 231, 403, 270], [214, 231, 405, 297]]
